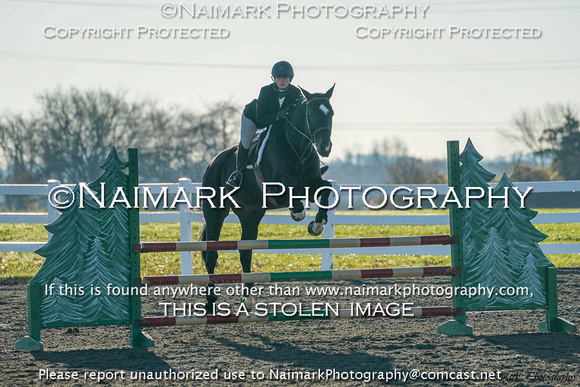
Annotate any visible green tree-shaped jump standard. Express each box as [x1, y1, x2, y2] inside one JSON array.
[[485, 174, 550, 308], [460, 142, 551, 311], [32, 147, 132, 326], [458, 139, 496, 264]]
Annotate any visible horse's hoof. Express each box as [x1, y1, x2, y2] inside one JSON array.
[[308, 220, 324, 236], [241, 295, 254, 311], [290, 209, 306, 222], [204, 302, 216, 315]]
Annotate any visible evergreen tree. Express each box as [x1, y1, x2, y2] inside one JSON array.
[[540, 109, 580, 179]]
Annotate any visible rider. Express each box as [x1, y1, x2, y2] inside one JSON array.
[[226, 60, 303, 188]]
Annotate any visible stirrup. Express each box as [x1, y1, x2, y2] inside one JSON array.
[[226, 170, 243, 188]]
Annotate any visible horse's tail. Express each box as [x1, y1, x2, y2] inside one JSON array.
[[199, 222, 207, 241]]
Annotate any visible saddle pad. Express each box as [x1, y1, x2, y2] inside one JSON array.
[[256, 125, 273, 166], [246, 125, 272, 168]]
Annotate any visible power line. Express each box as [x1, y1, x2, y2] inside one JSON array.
[[337, 122, 506, 127], [3, 52, 580, 72], [1, 52, 266, 70], [432, 5, 580, 13], [307, 60, 580, 72], [1, 0, 151, 9], [427, 0, 571, 5], [333, 124, 507, 133], [332, 121, 511, 133], [333, 128, 502, 133], [2, 0, 579, 13]]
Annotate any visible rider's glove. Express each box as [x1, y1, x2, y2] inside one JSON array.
[[276, 106, 291, 121]]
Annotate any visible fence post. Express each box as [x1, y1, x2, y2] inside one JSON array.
[[438, 140, 472, 336], [46, 179, 61, 241], [179, 178, 194, 275], [321, 181, 336, 270]]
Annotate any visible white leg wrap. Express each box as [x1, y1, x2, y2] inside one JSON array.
[[242, 294, 254, 311], [312, 221, 325, 235]]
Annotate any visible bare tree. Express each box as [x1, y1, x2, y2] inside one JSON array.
[[0, 87, 240, 185], [0, 114, 42, 184], [35, 87, 145, 181], [539, 106, 580, 180], [502, 103, 577, 166], [205, 100, 239, 151], [386, 156, 446, 184]]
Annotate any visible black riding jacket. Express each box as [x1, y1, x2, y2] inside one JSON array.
[[244, 83, 302, 129]]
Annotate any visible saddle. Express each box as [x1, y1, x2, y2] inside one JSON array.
[[244, 125, 329, 192], [246, 127, 270, 171]]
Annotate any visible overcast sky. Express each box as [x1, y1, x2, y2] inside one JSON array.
[[1, 0, 579, 162]]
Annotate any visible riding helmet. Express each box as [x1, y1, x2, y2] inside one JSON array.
[[271, 61, 294, 78]]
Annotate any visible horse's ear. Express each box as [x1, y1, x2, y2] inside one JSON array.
[[298, 85, 314, 101], [324, 84, 336, 99]]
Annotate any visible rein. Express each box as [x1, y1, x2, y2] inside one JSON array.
[[284, 97, 331, 164]]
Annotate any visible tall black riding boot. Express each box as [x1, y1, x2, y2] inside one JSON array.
[[226, 143, 250, 188]]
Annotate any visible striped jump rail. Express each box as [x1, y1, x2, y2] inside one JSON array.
[[141, 307, 463, 327], [136, 234, 458, 253], [143, 266, 460, 286]]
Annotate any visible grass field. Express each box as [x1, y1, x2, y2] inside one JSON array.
[[1, 209, 578, 283]]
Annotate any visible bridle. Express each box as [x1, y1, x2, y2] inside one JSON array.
[[284, 97, 332, 164]]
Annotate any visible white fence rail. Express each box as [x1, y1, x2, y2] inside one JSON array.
[[1, 179, 579, 273]]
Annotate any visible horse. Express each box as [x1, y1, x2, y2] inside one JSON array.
[[200, 85, 335, 311]]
